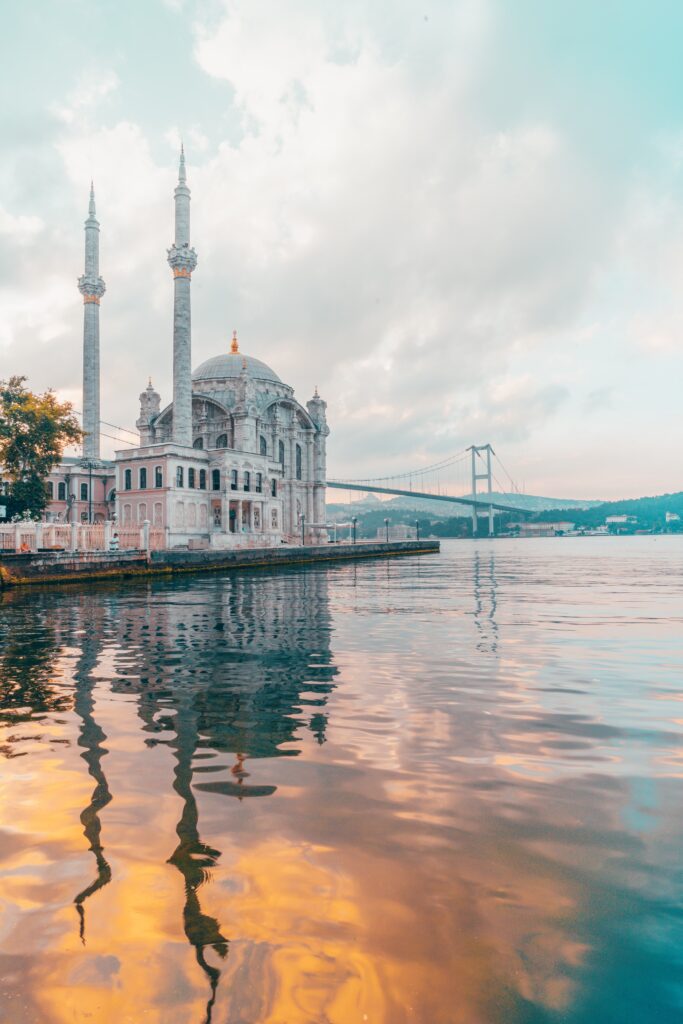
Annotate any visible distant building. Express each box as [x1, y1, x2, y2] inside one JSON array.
[[605, 515, 637, 525], [665, 511, 680, 523], [516, 521, 575, 537]]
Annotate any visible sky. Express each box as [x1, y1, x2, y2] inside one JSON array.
[[1, 0, 683, 499]]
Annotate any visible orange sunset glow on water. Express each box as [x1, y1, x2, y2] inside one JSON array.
[[1, 538, 682, 1023]]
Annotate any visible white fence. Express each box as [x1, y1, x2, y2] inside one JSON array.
[[0, 521, 155, 555]]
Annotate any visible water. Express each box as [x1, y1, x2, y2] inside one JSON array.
[[0, 537, 682, 1024]]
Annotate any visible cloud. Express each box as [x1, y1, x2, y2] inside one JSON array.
[[2, 0, 682, 496], [583, 387, 613, 414], [50, 69, 120, 126]]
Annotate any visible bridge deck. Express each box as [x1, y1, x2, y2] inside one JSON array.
[[327, 481, 532, 515]]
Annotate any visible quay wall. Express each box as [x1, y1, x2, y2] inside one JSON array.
[[0, 540, 440, 587]]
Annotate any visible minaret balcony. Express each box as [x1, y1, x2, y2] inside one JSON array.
[[78, 274, 106, 303], [167, 243, 197, 277]]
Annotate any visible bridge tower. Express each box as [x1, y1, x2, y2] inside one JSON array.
[[468, 444, 494, 537]]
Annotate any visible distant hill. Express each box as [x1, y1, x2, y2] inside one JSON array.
[[527, 491, 683, 529], [325, 488, 683, 538]]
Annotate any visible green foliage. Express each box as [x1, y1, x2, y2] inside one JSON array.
[[525, 492, 683, 532], [0, 376, 82, 517]]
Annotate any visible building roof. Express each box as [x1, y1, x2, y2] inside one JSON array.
[[192, 351, 282, 385]]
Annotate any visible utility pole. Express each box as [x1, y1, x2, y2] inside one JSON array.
[[468, 444, 495, 538]]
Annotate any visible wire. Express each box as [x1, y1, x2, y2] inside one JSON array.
[[493, 452, 522, 494], [71, 409, 139, 440], [335, 449, 470, 485]]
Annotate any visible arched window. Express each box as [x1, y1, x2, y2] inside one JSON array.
[[139, 467, 147, 489], [255, 472, 262, 493], [230, 470, 238, 491], [176, 466, 184, 488], [193, 437, 204, 449], [155, 466, 163, 488], [212, 469, 220, 491], [295, 444, 302, 480], [188, 468, 196, 489], [199, 469, 207, 490], [271, 478, 277, 497], [124, 469, 132, 491], [46, 481, 54, 499], [58, 482, 66, 501], [243, 471, 250, 492], [215, 434, 228, 449], [260, 435, 267, 456], [278, 440, 285, 465]]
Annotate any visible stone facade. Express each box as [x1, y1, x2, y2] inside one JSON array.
[[35, 150, 328, 547], [118, 336, 329, 546]]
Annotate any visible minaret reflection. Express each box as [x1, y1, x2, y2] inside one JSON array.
[[167, 701, 229, 1023], [473, 551, 499, 654], [110, 567, 338, 1015], [71, 602, 112, 943]]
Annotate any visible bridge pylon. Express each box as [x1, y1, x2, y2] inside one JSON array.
[[468, 444, 495, 537]]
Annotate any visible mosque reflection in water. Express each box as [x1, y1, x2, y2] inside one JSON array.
[[0, 570, 337, 1023], [2, 543, 682, 1024]]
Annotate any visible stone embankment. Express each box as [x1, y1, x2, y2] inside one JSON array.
[[0, 540, 440, 587]]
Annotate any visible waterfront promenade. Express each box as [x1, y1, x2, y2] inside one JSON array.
[[0, 538, 439, 586]]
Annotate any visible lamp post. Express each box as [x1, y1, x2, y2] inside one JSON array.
[[384, 517, 389, 543], [415, 519, 420, 540], [351, 516, 357, 544]]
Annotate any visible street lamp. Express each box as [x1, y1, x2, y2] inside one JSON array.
[[415, 519, 420, 540], [384, 517, 389, 543], [351, 516, 357, 544]]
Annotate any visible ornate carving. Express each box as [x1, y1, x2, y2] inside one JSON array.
[[78, 274, 106, 301], [167, 242, 198, 276]]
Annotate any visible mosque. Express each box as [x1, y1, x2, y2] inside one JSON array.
[[45, 150, 329, 547]]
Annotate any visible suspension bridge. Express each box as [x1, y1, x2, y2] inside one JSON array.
[[77, 406, 534, 537], [328, 444, 533, 535]]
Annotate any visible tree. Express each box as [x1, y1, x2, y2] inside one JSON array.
[[0, 376, 82, 517]]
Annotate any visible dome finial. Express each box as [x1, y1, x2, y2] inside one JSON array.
[[231, 329, 239, 354]]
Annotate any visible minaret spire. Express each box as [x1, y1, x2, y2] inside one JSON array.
[[167, 147, 197, 446], [78, 183, 106, 461]]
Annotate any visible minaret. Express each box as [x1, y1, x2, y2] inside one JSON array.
[[77, 183, 106, 460], [167, 146, 198, 447]]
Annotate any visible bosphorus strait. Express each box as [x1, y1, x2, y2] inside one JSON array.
[[1, 537, 682, 1023]]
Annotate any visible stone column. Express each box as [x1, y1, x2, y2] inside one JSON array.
[[78, 184, 105, 460], [167, 148, 197, 448], [306, 436, 314, 530]]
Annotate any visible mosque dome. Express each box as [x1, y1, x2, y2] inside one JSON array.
[[192, 331, 282, 385]]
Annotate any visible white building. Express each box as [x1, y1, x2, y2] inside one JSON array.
[[39, 150, 329, 547]]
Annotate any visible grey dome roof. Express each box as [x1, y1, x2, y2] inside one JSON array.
[[192, 352, 282, 384]]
